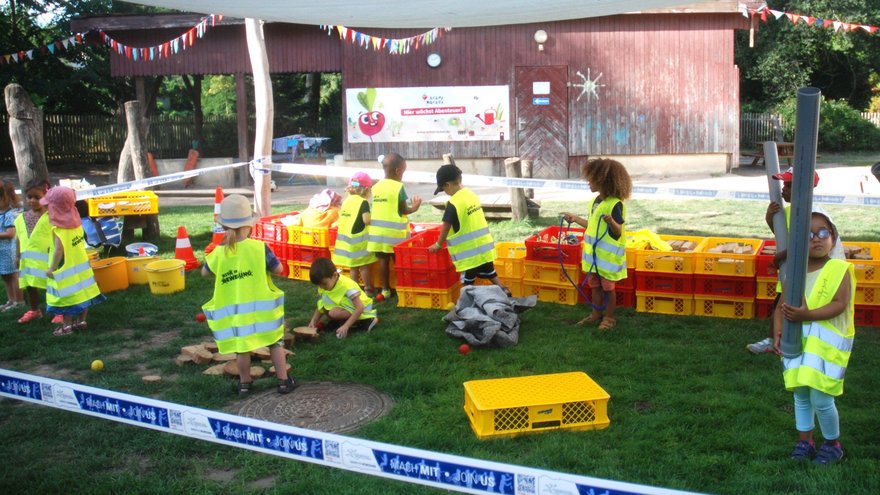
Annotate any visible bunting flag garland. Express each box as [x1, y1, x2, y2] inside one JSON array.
[[744, 6, 880, 35], [320, 25, 451, 54], [0, 14, 224, 67]]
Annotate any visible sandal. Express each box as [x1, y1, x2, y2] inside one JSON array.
[[237, 381, 253, 396], [597, 316, 617, 331], [52, 325, 75, 336], [577, 312, 604, 326], [277, 376, 300, 394], [73, 322, 88, 332]]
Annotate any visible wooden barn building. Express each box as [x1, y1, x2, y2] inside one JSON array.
[[72, 1, 756, 180]]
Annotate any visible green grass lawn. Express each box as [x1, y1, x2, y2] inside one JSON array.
[[1, 199, 878, 495]]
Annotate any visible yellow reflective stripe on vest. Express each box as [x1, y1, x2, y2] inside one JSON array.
[[370, 219, 408, 230], [447, 226, 490, 246], [21, 251, 49, 263]]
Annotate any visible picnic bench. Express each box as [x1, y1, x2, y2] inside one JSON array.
[[743, 142, 820, 168], [429, 194, 541, 220]]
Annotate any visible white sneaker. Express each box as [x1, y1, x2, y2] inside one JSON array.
[[747, 337, 774, 354], [1, 301, 23, 312]]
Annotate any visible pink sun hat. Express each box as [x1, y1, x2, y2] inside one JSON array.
[[349, 171, 374, 188], [39, 186, 81, 229]]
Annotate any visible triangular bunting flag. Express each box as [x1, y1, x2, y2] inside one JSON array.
[[770, 9, 784, 20], [48, 43, 55, 54], [12, 53, 19, 63], [25, 50, 34, 60], [832, 20, 842, 31]]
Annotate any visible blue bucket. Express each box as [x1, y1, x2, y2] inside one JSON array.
[[125, 242, 158, 257]]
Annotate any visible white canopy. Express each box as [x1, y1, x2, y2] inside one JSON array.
[[124, 0, 708, 28]]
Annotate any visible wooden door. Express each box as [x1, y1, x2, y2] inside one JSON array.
[[515, 66, 569, 179]]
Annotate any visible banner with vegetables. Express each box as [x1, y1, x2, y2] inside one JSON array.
[[345, 86, 509, 143]]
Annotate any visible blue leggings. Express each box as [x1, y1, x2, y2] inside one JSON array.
[[793, 386, 839, 440]]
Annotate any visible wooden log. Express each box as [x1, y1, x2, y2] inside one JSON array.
[[125, 101, 152, 182], [5, 84, 49, 188], [522, 159, 534, 199], [504, 156, 527, 221], [246, 18, 274, 218]]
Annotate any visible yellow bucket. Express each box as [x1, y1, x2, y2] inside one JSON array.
[[126, 256, 158, 285], [85, 247, 100, 261], [89, 256, 129, 293], [145, 259, 186, 295]]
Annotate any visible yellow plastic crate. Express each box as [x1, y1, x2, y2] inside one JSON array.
[[523, 281, 580, 306], [756, 277, 779, 300], [397, 284, 461, 309], [693, 294, 755, 319], [87, 191, 158, 217], [523, 259, 582, 286], [843, 241, 880, 284], [287, 260, 311, 281], [634, 235, 707, 274], [693, 237, 762, 277], [495, 242, 527, 279], [340, 262, 397, 289], [463, 371, 610, 440], [854, 282, 880, 306], [473, 277, 524, 298], [636, 291, 693, 315], [286, 224, 334, 248]]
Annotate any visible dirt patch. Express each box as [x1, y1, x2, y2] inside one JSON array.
[[249, 476, 276, 490], [204, 468, 240, 483]]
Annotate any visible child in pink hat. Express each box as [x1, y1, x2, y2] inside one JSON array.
[[332, 171, 377, 296], [41, 187, 105, 335]]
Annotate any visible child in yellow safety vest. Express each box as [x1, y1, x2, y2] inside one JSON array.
[[201, 194, 298, 396], [774, 208, 854, 466], [332, 171, 377, 296], [0, 180, 24, 312], [428, 163, 510, 297], [42, 187, 105, 336], [367, 152, 422, 302], [14, 179, 53, 324], [307, 257, 378, 339], [561, 158, 632, 331]]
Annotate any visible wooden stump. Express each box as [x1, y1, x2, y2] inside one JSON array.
[[504, 157, 528, 221]]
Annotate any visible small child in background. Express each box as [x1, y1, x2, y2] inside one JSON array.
[[42, 187, 105, 335], [0, 181, 24, 312], [561, 158, 632, 331], [428, 162, 510, 296], [332, 171, 377, 296], [367, 152, 422, 302], [308, 257, 378, 339], [15, 179, 53, 324], [775, 208, 854, 466], [202, 194, 298, 396]]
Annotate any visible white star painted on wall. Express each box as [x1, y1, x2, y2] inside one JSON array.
[[573, 68, 604, 101]]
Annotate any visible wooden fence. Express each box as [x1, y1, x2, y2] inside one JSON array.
[[740, 112, 880, 146]]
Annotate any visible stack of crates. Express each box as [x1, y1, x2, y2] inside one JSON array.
[[393, 228, 461, 308], [286, 223, 337, 281], [250, 211, 299, 277], [692, 237, 761, 319], [522, 226, 585, 306], [755, 240, 779, 319], [845, 241, 880, 327], [634, 234, 705, 316]]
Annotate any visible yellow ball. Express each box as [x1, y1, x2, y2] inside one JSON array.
[[445, 302, 455, 310], [91, 359, 104, 372]]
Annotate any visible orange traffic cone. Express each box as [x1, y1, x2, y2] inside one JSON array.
[[174, 225, 200, 271], [204, 187, 225, 255]]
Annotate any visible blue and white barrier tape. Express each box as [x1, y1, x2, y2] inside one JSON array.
[[72, 161, 249, 201], [0, 368, 701, 495]]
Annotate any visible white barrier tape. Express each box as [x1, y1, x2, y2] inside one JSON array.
[[72, 161, 250, 201], [258, 161, 880, 207], [0, 368, 700, 495]]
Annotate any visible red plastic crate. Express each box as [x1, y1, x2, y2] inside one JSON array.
[[636, 272, 693, 295], [855, 305, 880, 327], [524, 226, 584, 266], [756, 239, 778, 278], [265, 240, 289, 262], [616, 288, 635, 308], [394, 229, 454, 271], [289, 244, 332, 263], [396, 267, 460, 289], [693, 274, 757, 298], [252, 211, 298, 243], [755, 299, 775, 319]]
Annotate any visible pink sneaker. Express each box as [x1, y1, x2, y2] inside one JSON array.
[[18, 310, 43, 324], [51, 314, 64, 324]]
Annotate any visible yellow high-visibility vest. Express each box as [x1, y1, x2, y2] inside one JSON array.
[[332, 195, 377, 268], [581, 196, 627, 281], [317, 274, 376, 320], [46, 226, 101, 307], [202, 239, 284, 354], [15, 212, 51, 289], [367, 179, 409, 254], [782, 259, 855, 396], [445, 188, 495, 272]]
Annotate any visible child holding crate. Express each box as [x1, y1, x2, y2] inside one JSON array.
[[561, 158, 632, 331], [774, 208, 854, 466], [201, 194, 298, 396], [14, 179, 53, 324], [428, 162, 510, 297], [332, 171, 377, 296], [0, 180, 24, 312], [42, 187, 105, 335], [307, 257, 378, 339], [367, 152, 422, 302]]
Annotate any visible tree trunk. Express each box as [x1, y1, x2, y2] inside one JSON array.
[[182, 74, 204, 150], [522, 159, 534, 199], [304, 72, 321, 131], [125, 101, 151, 181], [5, 83, 49, 189], [246, 18, 274, 217], [504, 157, 527, 221]]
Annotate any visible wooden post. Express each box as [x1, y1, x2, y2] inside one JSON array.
[[5, 83, 49, 188], [246, 18, 273, 218], [521, 159, 534, 199], [235, 72, 249, 187], [504, 156, 527, 221], [124, 101, 151, 181]]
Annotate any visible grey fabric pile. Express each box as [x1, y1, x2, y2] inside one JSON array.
[[443, 285, 537, 348]]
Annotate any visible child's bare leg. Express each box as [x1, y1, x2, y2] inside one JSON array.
[[577, 286, 605, 325], [269, 345, 289, 380], [361, 264, 375, 292], [379, 256, 390, 291], [604, 289, 617, 320], [236, 353, 252, 384], [25, 287, 40, 311]]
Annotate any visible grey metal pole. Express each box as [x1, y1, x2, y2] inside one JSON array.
[[780, 87, 821, 358]]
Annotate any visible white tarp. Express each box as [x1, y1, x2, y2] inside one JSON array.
[[123, 0, 706, 28]]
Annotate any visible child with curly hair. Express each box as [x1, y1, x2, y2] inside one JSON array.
[[561, 158, 632, 331]]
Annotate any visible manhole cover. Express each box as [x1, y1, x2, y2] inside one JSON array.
[[237, 381, 394, 434]]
